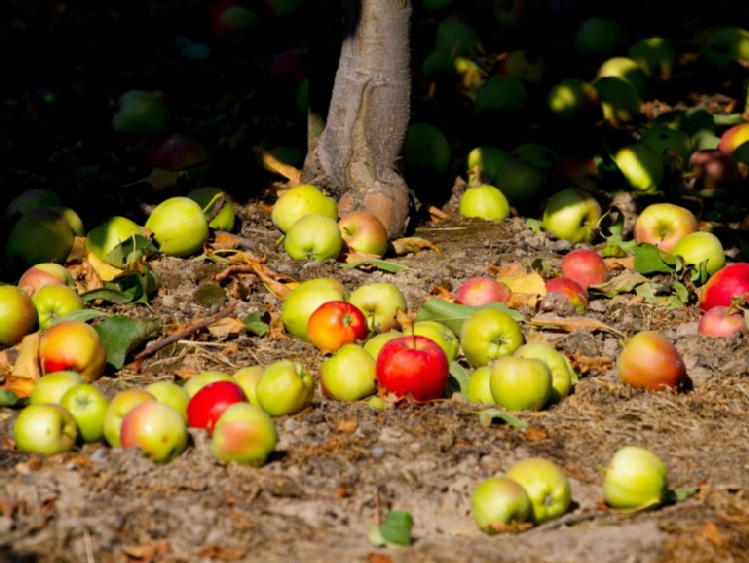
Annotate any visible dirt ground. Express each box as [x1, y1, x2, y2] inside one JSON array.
[[3, 1, 749, 562]]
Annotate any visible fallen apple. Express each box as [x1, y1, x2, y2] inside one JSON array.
[[187, 379, 247, 434], [602, 446, 668, 510], [338, 211, 389, 258], [412, 320, 460, 362], [513, 342, 576, 404], [453, 276, 511, 306], [6, 208, 75, 265], [613, 143, 665, 193], [5, 188, 64, 218], [255, 359, 314, 416], [700, 263, 749, 311], [232, 366, 265, 407], [0, 284, 38, 346], [17, 263, 75, 297], [144, 380, 191, 421], [145, 196, 210, 257], [30, 370, 84, 406], [183, 371, 235, 398], [31, 283, 85, 330], [85, 216, 145, 262], [561, 248, 608, 288], [307, 300, 369, 353], [542, 188, 602, 244], [617, 331, 686, 391], [698, 305, 748, 338], [634, 202, 699, 253], [545, 276, 589, 313], [281, 277, 349, 341], [471, 476, 531, 532], [489, 356, 552, 411], [320, 343, 377, 401], [112, 90, 169, 135], [460, 308, 524, 368], [283, 213, 343, 262], [120, 401, 189, 463], [13, 403, 78, 454], [271, 184, 338, 234], [60, 382, 110, 443], [39, 320, 107, 382], [376, 335, 449, 401], [465, 366, 494, 404], [504, 457, 572, 525], [671, 231, 726, 276], [211, 402, 278, 466], [458, 185, 511, 223], [103, 389, 156, 448], [348, 282, 408, 334]]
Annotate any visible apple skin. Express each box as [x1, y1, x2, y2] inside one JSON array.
[[614, 143, 666, 193], [17, 263, 75, 297], [376, 335, 449, 401], [338, 211, 389, 258], [542, 188, 602, 244], [145, 196, 210, 257], [593, 76, 640, 126], [603, 446, 668, 510], [573, 16, 626, 61], [671, 231, 726, 276], [405, 122, 452, 172], [13, 403, 78, 455], [546, 77, 601, 123], [320, 343, 378, 401], [85, 216, 145, 262], [498, 48, 546, 83], [510, 143, 560, 172], [60, 383, 110, 443], [634, 203, 699, 253], [255, 359, 315, 416], [232, 366, 265, 407], [144, 380, 190, 421], [412, 320, 460, 363], [700, 263, 749, 312], [471, 476, 531, 532], [211, 402, 278, 466], [718, 123, 749, 154], [283, 214, 343, 262], [460, 308, 524, 368], [465, 366, 494, 404], [467, 146, 512, 186], [495, 159, 548, 203], [474, 76, 528, 117], [617, 331, 686, 391], [31, 283, 85, 330], [701, 26, 749, 69], [688, 149, 742, 190], [561, 249, 608, 289], [597, 57, 648, 95], [183, 371, 235, 398], [39, 320, 107, 382], [458, 186, 511, 223], [112, 90, 169, 135], [103, 389, 156, 448], [6, 208, 75, 265], [489, 356, 552, 411], [504, 457, 572, 525], [362, 331, 404, 359], [186, 380, 247, 435], [698, 305, 748, 338], [47, 206, 85, 237], [628, 36, 676, 80], [0, 285, 38, 346], [454, 276, 511, 306], [348, 282, 408, 334], [640, 125, 693, 168], [30, 371, 84, 406], [307, 301, 369, 353], [513, 342, 576, 404], [545, 277, 589, 313], [5, 188, 65, 218], [271, 184, 338, 234], [281, 277, 349, 341], [211, 5, 261, 44], [120, 401, 188, 463]]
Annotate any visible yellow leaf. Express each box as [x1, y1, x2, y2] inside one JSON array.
[[252, 146, 301, 185], [499, 271, 546, 296], [391, 237, 442, 255], [207, 317, 247, 338], [84, 251, 126, 282]]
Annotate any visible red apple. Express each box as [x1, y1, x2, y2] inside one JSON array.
[[545, 277, 588, 312], [698, 305, 748, 338], [561, 248, 608, 288], [307, 301, 369, 353], [634, 203, 699, 253], [699, 263, 749, 312], [338, 211, 390, 258], [453, 276, 511, 306], [688, 150, 742, 191], [38, 320, 107, 382], [187, 380, 247, 435], [375, 335, 449, 401], [617, 331, 686, 391]]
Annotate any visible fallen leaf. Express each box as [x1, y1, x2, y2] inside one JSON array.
[[337, 420, 358, 433], [68, 262, 105, 292], [121, 541, 172, 561], [529, 317, 626, 338], [428, 205, 449, 222], [569, 351, 615, 375], [197, 546, 246, 561], [506, 292, 540, 310], [367, 553, 394, 563], [428, 285, 453, 300], [499, 271, 546, 297], [1, 376, 35, 398], [11, 332, 41, 381], [603, 256, 635, 271], [207, 317, 247, 338], [396, 309, 415, 334], [524, 427, 549, 441], [253, 145, 301, 185], [391, 237, 442, 255], [85, 251, 125, 282], [700, 522, 726, 548], [488, 263, 528, 278], [174, 366, 199, 380]]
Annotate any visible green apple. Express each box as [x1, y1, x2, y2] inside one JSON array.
[[465, 366, 494, 404], [513, 342, 576, 404], [0, 285, 38, 346], [30, 370, 85, 406], [320, 343, 377, 401], [145, 196, 210, 257], [546, 77, 602, 123], [593, 76, 640, 126], [348, 282, 408, 333], [474, 76, 528, 117], [509, 143, 560, 172], [363, 331, 404, 359], [602, 446, 668, 510], [187, 187, 235, 231], [627, 37, 676, 80], [283, 214, 343, 262], [412, 320, 460, 362], [103, 389, 156, 448], [60, 383, 109, 443], [467, 146, 512, 186], [211, 402, 278, 466], [233, 366, 265, 407], [13, 403, 78, 454], [459, 308, 524, 368], [46, 206, 85, 237], [701, 26, 749, 69], [5, 188, 65, 218], [120, 401, 188, 463], [31, 283, 85, 330], [489, 356, 552, 411], [144, 380, 190, 421], [639, 124, 693, 168], [85, 216, 145, 262], [271, 184, 338, 234], [458, 185, 510, 223], [6, 208, 75, 265], [471, 476, 531, 532], [613, 143, 665, 193], [542, 188, 602, 244], [183, 371, 234, 398], [405, 122, 451, 173], [671, 231, 726, 276], [435, 15, 483, 58], [573, 16, 627, 60], [255, 359, 314, 416], [495, 159, 548, 203], [112, 90, 169, 135], [281, 277, 348, 341], [499, 49, 546, 84], [597, 57, 648, 95], [505, 457, 572, 524]]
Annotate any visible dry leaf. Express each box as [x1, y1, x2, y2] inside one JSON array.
[[367, 554, 395, 563], [499, 271, 546, 296], [337, 420, 358, 433], [700, 522, 726, 547], [197, 546, 246, 561], [11, 332, 41, 381], [603, 256, 635, 271], [66, 236, 87, 263], [1, 375, 36, 398], [253, 145, 301, 185], [396, 309, 414, 334], [342, 250, 385, 263], [506, 292, 539, 309], [67, 262, 105, 292], [207, 317, 247, 338], [530, 316, 626, 338], [391, 237, 442, 255], [570, 351, 615, 375], [524, 427, 549, 441], [428, 285, 453, 300], [121, 541, 172, 561], [174, 366, 199, 380], [428, 205, 449, 221], [489, 263, 528, 278]]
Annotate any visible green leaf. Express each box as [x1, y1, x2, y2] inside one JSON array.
[[243, 310, 269, 337], [414, 300, 524, 336], [339, 259, 410, 273], [379, 511, 414, 547], [713, 113, 746, 127], [81, 268, 161, 304], [0, 390, 19, 407], [94, 316, 162, 371], [589, 272, 649, 298], [50, 309, 108, 326], [634, 243, 678, 274], [474, 407, 528, 429], [103, 235, 158, 268], [525, 217, 543, 234], [447, 361, 471, 396], [665, 487, 699, 504]]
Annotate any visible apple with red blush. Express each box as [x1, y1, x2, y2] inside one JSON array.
[[718, 122, 749, 154], [698, 305, 748, 338], [307, 300, 369, 353], [210, 402, 278, 466], [617, 331, 686, 391], [0, 285, 38, 347], [376, 335, 449, 401], [634, 203, 699, 253], [561, 248, 608, 288], [338, 211, 390, 258], [688, 150, 742, 191], [545, 277, 588, 312], [187, 380, 247, 434], [120, 401, 188, 463], [39, 320, 107, 382], [17, 263, 75, 297], [453, 276, 510, 305], [699, 263, 749, 311]]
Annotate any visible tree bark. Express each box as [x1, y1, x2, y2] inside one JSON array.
[[302, 0, 414, 238]]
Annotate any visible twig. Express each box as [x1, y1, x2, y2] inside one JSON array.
[[526, 509, 607, 534]]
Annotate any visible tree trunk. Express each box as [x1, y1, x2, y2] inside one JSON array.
[[302, 0, 414, 238]]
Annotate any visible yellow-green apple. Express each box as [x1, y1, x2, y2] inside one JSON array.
[[688, 149, 741, 190], [60, 383, 109, 443], [307, 300, 369, 353], [145, 196, 210, 257], [112, 90, 169, 135], [187, 187, 235, 231], [613, 143, 665, 192], [362, 331, 404, 359], [718, 122, 749, 154], [467, 146, 512, 186], [671, 231, 725, 275], [120, 401, 188, 462], [634, 202, 699, 253], [454, 276, 511, 306], [13, 403, 77, 454], [0, 285, 38, 346], [542, 188, 602, 244], [85, 216, 145, 262], [513, 342, 576, 404], [495, 159, 548, 203], [210, 402, 277, 466], [103, 389, 156, 448], [31, 283, 84, 330], [187, 379, 246, 434], [17, 263, 75, 297], [5, 188, 64, 218], [597, 57, 648, 95], [498, 49, 546, 83], [283, 213, 343, 262], [465, 366, 494, 404], [320, 343, 377, 401], [593, 76, 640, 126], [504, 457, 572, 524], [458, 185, 511, 223], [628, 36, 676, 80], [603, 446, 668, 510], [6, 208, 75, 265], [255, 359, 314, 416], [338, 211, 389, 258], [47, 206, 85, 237], [183, 371, 234, 398], [348, 282, 407, 334], [640, 125, 693, 169], [471, 476, 531, 532], [561, 248, 608, 288], [459, 308, 524, 367], [412, 320, 460, 362], [405, 122, 451, 173], [232, 366, 264, 407], [376, 335, 449, 401], [144, 380, 190, 421], [147, 135, 214, 180], [698, 305, 748, 338], [39, 320, 107, 382], [573, 16, 626, 60], [281, 277, 348, 340], [474, 76, 528, 117], [701, 26, 749, 69], [271, 184, 338, 234], [546, 77, 601, 123], [545, 276, 589, 312], [510, 143, 560, 172], [617, 331, 686, 390], [30, 370, 84, 405], [699, 263, 749, 311], [489, 356, 552, 411]]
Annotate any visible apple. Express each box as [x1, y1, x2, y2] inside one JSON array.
[[542, 188, 602, 244], [183, 371, 235, 398], [510, 143, 560, 172], [718, 122, 749, 154], [5, 188, 64, 218], [255, 359, 314, 416], [211, 402, 278, 466], [6, 208, 75, 265], [556, 156, 598, 182], [701, 26, 749, 69], [573, 16, 627, 60], [112, 90, 169, 135], [120, 401, 188, 463], [613, 143, 665, 193], [454, 276, 511, 306], [0, 284, 38, 346], [281, 277, 348, 341], [46, 206, 85, 237], [17, 263, 75, 297], [597, 57, 648, 96], [466, 146, 512, 186], [60, 383, 109, 443], [617, 331, 686, 391], [145, 196, 210, 257], [459, 308, 524, 368], [187, 379, 247, 434], [144, 380, 191, 421], [593, 76, 640, 126], [283, 214, 343, 262], [546, 77, 601, 123], [504, 458, 572, 525], [513, 342, 576, 404], [271, 184, 338, 234], [489, 356, 552, 411], [474, 76, 528, 117], [471, 476, 531, 532], [268, 47, 308, 84], [320, 343, 378, 401], [498, 48, 546, 83], [545, 276, 588, 312], [465, 366, 494, 404], [147, 135, 214, 179], [13, 403, 78, 454], [734, 140, 749, 166], [700, 263, 749, 311], [103, 389, 156, 448], [671, 231, 726, 276], [348, 282, 408, 334], [405, 122, 452, 173], [39, 320, 107, 382], [561, 248, 608, 288], [603, 446, 668, 510], [338, 211, 389, 258], [232, 366, 264, 407], [362, 331, 404, 359], [412, 320, 460, 362], [31, 283, 85, 330], [628, 36, 677, 80], [640, 125, 693, 168], [495, 159, 548, 203], [634, 203, 699, 253], [458, 185, 511, 223], [30, 370, 85, 406], [688, 149, 742, 190], [307, 300, 369, 353], [376, 335, 449, 401], [211, 4, 261, 44], [85, 216, 145, 262], [187, 187, 235, 232], [698, 305, 748, 338]]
